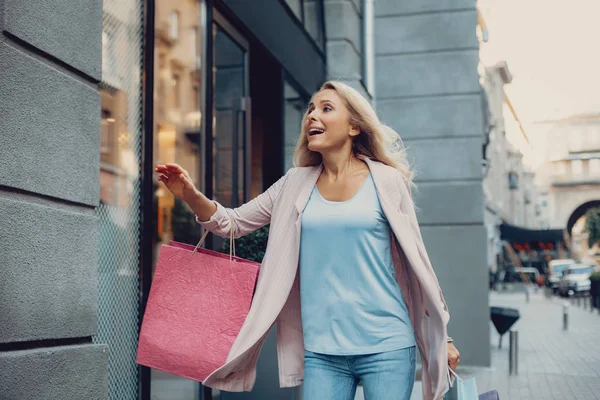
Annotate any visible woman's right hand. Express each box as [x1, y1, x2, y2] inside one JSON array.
[[155, 163, 198, 202]]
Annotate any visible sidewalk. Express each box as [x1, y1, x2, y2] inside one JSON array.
[[454, 290, 600, 400]]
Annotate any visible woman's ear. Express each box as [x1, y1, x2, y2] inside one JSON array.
[[349, 124, 361, 138]]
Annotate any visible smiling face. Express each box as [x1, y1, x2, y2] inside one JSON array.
[[304, 89, 360, 155]]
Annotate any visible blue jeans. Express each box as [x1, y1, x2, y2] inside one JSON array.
[[303, 346, 416, 400]]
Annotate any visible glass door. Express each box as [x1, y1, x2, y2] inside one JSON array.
[[211, 11, 251, 212], [207, 10, 251, 257]]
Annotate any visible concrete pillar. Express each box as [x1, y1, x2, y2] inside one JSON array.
[[323, 0, 372, 100], [374, 0, 491, 367], [0, 0, 108, 398]]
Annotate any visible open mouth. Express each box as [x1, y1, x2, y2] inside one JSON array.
[[309, 128, 325, 136]]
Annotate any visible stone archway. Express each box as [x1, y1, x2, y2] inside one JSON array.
[[567, 200, 600, 235]]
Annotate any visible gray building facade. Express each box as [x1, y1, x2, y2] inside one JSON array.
[[373, 0, 490, 367], [0, 0, 109, 399]]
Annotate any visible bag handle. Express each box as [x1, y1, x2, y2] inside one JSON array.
[[191, 215, 237, 261], [447, 367, 463, 388]]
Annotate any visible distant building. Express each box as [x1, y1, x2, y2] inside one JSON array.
[[533, 114, 600, 260], [482, 61, 541, 272]]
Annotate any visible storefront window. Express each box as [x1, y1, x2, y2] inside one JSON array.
[[151, 1, 205, 397], [213, 23, 248, 208], [153, 0, 204, 250], [94, 0, 144, 398]]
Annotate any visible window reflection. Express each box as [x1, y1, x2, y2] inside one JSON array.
[[302, 0, 323, 49], [284, 0, 302, 19], [283, 0, 324, 50], [95, 0, 144, 398], [153, 0, 204, 254], [151, 1, 205, 398], [213, 24, 247, 208], [169, 11, 180, 40]]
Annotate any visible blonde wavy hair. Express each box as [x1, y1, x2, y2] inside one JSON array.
[[293, 81, 414, 185]]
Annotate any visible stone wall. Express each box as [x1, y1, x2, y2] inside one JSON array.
[[0, 0, 108, 398]]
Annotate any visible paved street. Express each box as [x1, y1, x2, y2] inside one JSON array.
[[451, 290, 600, 400]]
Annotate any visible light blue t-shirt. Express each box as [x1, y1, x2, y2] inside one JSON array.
[[300, 174, 416, 355]]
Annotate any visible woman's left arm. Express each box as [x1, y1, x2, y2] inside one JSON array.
[[196, 172, 289, 238]]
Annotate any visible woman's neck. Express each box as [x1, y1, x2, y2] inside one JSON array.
[[321, 150, 364, 180]]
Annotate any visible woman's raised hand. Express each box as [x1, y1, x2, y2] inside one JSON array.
[[155, 163, 199, 201]]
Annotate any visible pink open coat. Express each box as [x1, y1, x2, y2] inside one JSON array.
[[197, 158, 451, 400]]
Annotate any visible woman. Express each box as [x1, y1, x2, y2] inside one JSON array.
[[156, 81, 460, 400]]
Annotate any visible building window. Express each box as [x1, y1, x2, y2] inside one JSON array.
[[193, 85, 200, 111], [169, 11, 179, 40], [524, 189, 532, 204], [508, 172, 519, 190], [171, 73, 180, 109], [283, 0, 324, 50], [284, 0, 302, 19], [190, 27, 200, 69]]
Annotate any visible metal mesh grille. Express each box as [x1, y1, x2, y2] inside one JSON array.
[[93, 0, 144, 398]]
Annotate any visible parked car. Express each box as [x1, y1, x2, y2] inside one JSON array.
[[546, 259, 576, 293], [558, 264, 597, 297], [505, 267, 541, 286]]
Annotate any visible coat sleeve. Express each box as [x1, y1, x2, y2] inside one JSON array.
[[396, 172, 450, 324], [195, 171, 290, 239]]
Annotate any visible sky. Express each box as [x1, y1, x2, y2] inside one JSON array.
[[478, 0, 600, 168]]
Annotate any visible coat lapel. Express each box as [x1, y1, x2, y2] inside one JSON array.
[[365, 158, 421, 268], [294, 165, 323, 216]]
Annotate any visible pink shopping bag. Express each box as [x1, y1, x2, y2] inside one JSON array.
[[136, 231, 260, 382]]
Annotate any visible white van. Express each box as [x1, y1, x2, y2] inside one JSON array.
[[546, 259, 576, 293], [558, 264, 597, 297]]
